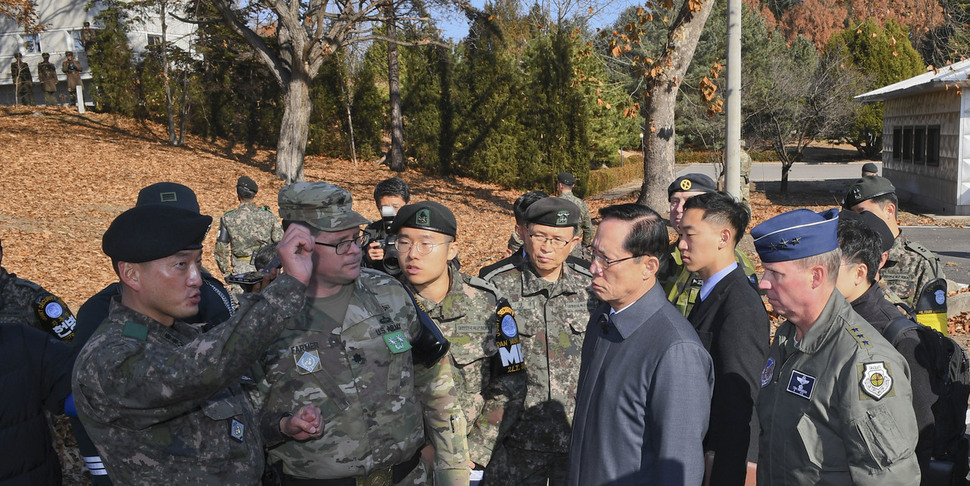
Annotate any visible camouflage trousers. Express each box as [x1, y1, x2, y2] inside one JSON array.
[[279, 459, 430, 485], [481, 444, 567, 486]]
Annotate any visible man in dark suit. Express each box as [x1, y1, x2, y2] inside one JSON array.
[[679, 191, 770, 485]]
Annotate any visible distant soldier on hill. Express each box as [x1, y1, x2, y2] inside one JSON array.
[[11, 53, 34, 106], [37, 53, 58, 106], [215, 176, 283, 290], [61, 52, 82, 105]]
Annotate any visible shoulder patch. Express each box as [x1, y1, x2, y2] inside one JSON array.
[[122, 321, 149, 341], [858, 361, 895, 400], [481, 263, 518, 283]]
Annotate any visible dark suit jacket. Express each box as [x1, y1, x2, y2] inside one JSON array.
[[687, 265, 770, 486]]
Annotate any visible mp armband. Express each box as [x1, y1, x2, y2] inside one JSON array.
[[34, 293, 75, 340], [492, 298, 524, 375]]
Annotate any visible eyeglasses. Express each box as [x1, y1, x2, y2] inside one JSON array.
[[395, 238, 449, 256], [314, 233, 366, 255], [529, 233, 573, 249], [584, 246, 641, 270]]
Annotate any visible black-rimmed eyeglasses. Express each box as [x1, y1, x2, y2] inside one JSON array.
[[315, 233, 366, 255]]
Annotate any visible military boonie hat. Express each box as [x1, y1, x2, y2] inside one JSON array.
[[557, 172, 576, 186], [752, 208, 839, 263], [277, 182, 369, 232], [389, 201, 457, 237], [136, 182, 200, 213], [103, 205, 212, 263], [843, 175, 895, 209], [524, 197, 581, 227], [668, 173, 717, 200]]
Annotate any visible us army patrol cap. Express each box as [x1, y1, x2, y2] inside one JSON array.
[[277, 182, 369, 232], [843, 176, 895, 209], [752, 208, 839, 263], [136, 182, 200, 213], [389, 201, 457, 237], [102, 205, 212, 263], [668, 173, 717, 201], [557, 172, 576, 186], [524, 197, 581, 228], [236, 176, 258, 198]]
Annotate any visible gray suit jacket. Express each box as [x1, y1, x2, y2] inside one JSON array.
[[567, 283, 714, 485]]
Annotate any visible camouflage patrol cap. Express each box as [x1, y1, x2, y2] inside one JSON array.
[[389, 201, 457, 237], [668, 173, 717, 200], [843, 175, 895, 208], [277, 182, 369, 232], [524, 197, 581, 228], [103, 205, 212, 263], [136, 182, 200, 213]]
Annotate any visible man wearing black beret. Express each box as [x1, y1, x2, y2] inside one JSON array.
[[843, 175, 944, 308], [72, 204, 323, 484], [483, 197, 598, 485], [390, 201, 523, 478]]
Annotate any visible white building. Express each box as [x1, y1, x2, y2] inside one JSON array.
[[856, 59, 970, 215], [1, 0, 196, 105]]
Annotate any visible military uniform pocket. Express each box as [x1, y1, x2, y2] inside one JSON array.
[[793, 413, 847, 472], [850, 405, 910, 468]]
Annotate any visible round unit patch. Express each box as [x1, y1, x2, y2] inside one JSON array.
[[501, 315, 518, 338], [45, 302, 63, 319], [860, 362, 893, 400]]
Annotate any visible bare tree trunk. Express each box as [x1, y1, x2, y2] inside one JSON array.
[[386, 6, 405, 172], [276, 73, 310, 183], [338, 55, 358, 166], [635, 0, 718, 212], [160, 0, 177, 145]]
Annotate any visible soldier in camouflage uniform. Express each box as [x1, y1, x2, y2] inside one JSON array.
[[72, 202, 322, 485], [256, 182, 470, 485], [0, 236, 76, 341], [661, 174, 758, 316], [483, 197, 597, 486], [389, 201, 525, 478], [556, 172, 593, 249], [843, 175, 944, 306], [215, 176, 283, 282]]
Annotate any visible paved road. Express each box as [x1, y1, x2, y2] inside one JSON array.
[[905, 226, 970, 287], [676, 160, 880, 183]]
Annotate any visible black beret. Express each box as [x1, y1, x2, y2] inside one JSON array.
[[103, 205, 212, 263], [839, 209, 895, 254], [524, 197, 581, 227], [136, 182, 200, 213], [237, 176, 258, 196], [843, 176, 895, 208], [668, 173, 717, 200], [862, 163, 878, 175], [557, 172, 576, 185], [389, 201, 457, 237]]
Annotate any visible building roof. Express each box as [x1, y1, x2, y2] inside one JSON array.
[[855, 59, 970, 103]]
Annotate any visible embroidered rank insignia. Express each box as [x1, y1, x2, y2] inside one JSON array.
[[859, 362, 894, 400], [230, 418, 244, 442], [786, 370, 816, 400], [295, 350, 321, 374], [556, 210, 570, 225], [383, 330, 412, 354], [761, 357, 775, 388]]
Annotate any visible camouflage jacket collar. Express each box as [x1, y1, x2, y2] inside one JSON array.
[[520, 261, 587, 298], [403, 265, 471, 321], [106, 296, 201, 345]]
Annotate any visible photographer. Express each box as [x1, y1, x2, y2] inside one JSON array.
[[362, 177, 410, 274]]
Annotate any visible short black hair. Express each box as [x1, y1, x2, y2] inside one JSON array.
[[837, 217, 882, 283], [867, 192, 898, 210], [513, 191, 548, 224], [598, 203, 667, 259], [682, 191, 750, 245], [373, 177, 410, 204]]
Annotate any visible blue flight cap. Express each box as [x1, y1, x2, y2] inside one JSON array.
[[752, 208, 840, 263]]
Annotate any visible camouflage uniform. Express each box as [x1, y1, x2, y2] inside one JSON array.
[[402, 266, 523, 467], [483, 260, 597, 485], [215, 201, 283, 276], [558, 192, 594, 247], [0, 268, 75, 341], [880, 231, 944, 306], [72, 274, 307, 485], [662, 245, 758, 317], [256, 268, 469, 484]]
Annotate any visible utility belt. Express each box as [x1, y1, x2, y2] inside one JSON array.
[[278, 451, 420, 486]]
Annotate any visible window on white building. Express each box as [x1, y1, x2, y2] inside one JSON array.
[[22, 34, 41, 53], [927, 126, 941, 167], [72, 31, 85, 52], [148, 34, 162, 46]]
